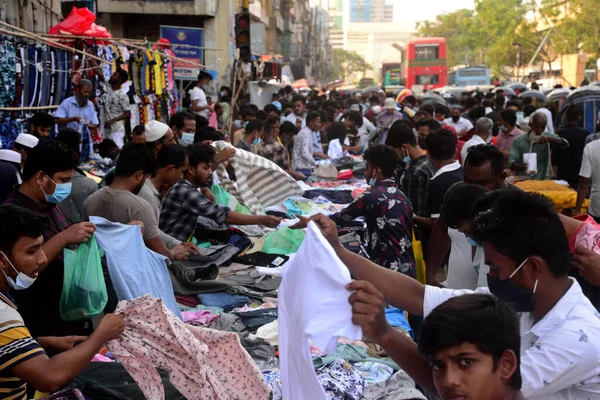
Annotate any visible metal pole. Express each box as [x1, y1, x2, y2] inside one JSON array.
[[520, 29, 552, 82]]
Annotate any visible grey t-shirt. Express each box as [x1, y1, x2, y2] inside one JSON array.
[[137, 179, 181, 248], [84, 186, 160, 241]]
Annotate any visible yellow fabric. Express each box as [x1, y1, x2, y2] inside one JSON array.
[[412, 231, 426, 284], [34, 391, 49, 399], [153, 52, 164, 96], [515, 180, 590, 213], [0, 327, 31, 346]]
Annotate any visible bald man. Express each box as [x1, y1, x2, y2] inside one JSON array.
[[509, 112, 568, 180], [54, 79, 99, 130]]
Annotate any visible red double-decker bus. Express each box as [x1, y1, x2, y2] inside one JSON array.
[[405, 37, 447, 90]]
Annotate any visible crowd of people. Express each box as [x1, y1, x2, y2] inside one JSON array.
[[0, 69, 599, 400]]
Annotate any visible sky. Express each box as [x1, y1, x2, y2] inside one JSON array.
[[393, 0, 475, 30]]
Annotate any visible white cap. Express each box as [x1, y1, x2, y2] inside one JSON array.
[[372, 105, 383, 115], [350, 104, 361, 112], [15, 133, 39, 149], [0, 149, 22, 164], [383, 98, 396, 110], [145, 120, 169, 142]]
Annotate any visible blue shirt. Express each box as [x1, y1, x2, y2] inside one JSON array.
[[54, 96, 99, 130], [312, 130, 323, 153]]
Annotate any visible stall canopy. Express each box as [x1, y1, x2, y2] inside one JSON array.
[[49, 7, 111, 39]]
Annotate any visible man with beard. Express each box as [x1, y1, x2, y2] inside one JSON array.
[[54, 80, 99, 131], [84, 144, 189, 261], [102, 69, 132, 148]]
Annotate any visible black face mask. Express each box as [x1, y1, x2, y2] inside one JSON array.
[[451, 115, 460, 123], [486, 257, 536, 312], [418, 137, 428, 150]]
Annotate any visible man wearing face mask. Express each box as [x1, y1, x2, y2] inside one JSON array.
[[497, 110, 524, 168], [443, 105, 473, 138], [0, 205, 125, 398], [415, 118, 441, 150], [236, 120, 264, 153], [386, 125, 435, 240], [169, 112, 197, 146], [189, 70, 213, 119], [2, 140, 97, 337], [461, 117, 493, 163], [509, 112, 568, 180], [54, 80, 99, 131], [308, 189, 600, 400], [84, 144, 190, 262]]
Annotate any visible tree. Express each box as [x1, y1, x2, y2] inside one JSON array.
[[332, 49, 373, 81]]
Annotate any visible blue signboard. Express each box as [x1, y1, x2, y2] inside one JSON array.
[[160, 25, 203, 80]]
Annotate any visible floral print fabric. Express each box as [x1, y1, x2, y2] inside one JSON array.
[[107, 295, 270, 400]]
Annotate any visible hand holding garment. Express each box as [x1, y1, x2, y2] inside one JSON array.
[[107, 295, 270, 400], [279, 221, 362, 399]]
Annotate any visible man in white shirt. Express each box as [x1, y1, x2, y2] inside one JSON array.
[[309, 189, 600, 400], [444, 106, 474, 138], [103, 69, 131, 148], [189, 71, 213, 119], [576, 139, 600, 221], [461, 117, 493, 163], [285, 94, 307, 130]]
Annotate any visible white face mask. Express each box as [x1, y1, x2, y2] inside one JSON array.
[[0, 252, 36, 290]]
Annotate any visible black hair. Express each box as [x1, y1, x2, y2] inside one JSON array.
[[187, 143, 216, 167], [114, 143, 156, 177], [198, 70, 212, 82], [284, 85, 294, 94], [266, 116, 280, 129], [30, 113, 55, 129], [245, 120, 264, 135], [566, 104, 581, 122], [421, 104, 435, 116], [499, 109, 517, 126], [132, 124, 145, 136], [157, 144, 188, 169], [306, 111, 320, 126], [414, 110, 428, 120], [194, 126, 224, 143], [195, 115, 209, 127], [403, 95, 416, 105], [470, 190, 571, 277], [386, 125, 417, 147], [464, 97, 478, 110], [280, 121, 299, 136], [346, 111, 363, 128], [292, 94, 306, 104], [419, 294, 522, 390], [391, 119, 413, 130], [264, 104, 277, 114], [425, 129, 457, 161], [434, 106, 447, 116], [169, 112, 195, 130], [506, 100, 520, 110], [369, 95, 380, 104], [116, 68, 129, 83], [440, 183, 489, 229], [22, 139, 79, 181], [494, 94, 505, 108], [416, 118, 441, 131], [55, 128, 81, 154], [468, 106, 486, 121], [98, 139, 119, 159], [464, 144, 504, 177], [523, 105, 537, 117], [255, 110, 268, 121], [240, 108, 256, 119], [363, 145, 399, 177], [522, 96, 532, 106], [0, 205, 49, 254]]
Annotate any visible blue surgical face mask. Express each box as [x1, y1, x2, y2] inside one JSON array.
[[220, 91, 225, 97], [252, 138, 263, 145], [202, 84, 208, 91], [0, 251, 36, 290], [466, 237, 481, 247], [244, 121, 249, 129], [402, 149, 411, 165], [180, 133, 195, 146], [486, 257, 537, 312], [499, 125, 508, 133], [234, 120, 242, 129], [368, 178, 377, 186], [40, 174, 72, 204]]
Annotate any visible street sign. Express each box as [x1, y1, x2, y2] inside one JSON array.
[[160, 26, 203, 81]]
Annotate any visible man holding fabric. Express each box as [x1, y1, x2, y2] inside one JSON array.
[[54, 80, 99, 131]]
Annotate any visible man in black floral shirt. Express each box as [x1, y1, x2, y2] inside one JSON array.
[[331, 145, 416, 277]]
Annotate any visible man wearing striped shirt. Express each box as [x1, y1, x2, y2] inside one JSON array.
[[0, 205, 124, 399]]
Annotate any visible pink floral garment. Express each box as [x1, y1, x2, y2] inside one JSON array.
[[107, 295, 270, 400]]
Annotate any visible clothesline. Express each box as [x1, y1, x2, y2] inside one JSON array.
[[45, 34, 224, 51], [0, 48, 101, 73], [0, 105, 60, 111]]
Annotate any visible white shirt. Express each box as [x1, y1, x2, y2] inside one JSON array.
[[442, 228, 478, 290], [358, 117, 377, 149], [460, 135, 487, 164], [424, 278, 600, 399], [285, 112, 306, 129], [443, 117, 474, 134], [189, 86, 209, 118], [580, 140, 600, 216], [536, 107, 555, 134], [279, 222, 362, 399]]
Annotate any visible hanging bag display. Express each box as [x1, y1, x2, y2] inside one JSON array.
[[60, 235, 108, 321]]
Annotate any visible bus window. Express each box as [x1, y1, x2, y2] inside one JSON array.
[[416, 74, 440, 85], [415, 46, 439, 60]]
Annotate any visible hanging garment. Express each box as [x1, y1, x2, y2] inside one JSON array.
[[279, 221, 362, 400], [213, 140, 304, 215], [78, 121, 94, 161], [152, 52, 164, 96], [90, 216, 182, 319], [48, 48, 58, 106], [0, 39, 16, 108], [38, 45, 51, 107], [107, 295, 270, 400], [27, 46, 39, 107], [12, 44, 23, 108], [141, 51, 154, 95]]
